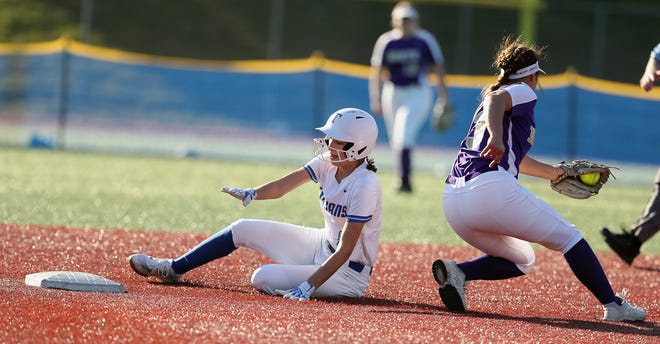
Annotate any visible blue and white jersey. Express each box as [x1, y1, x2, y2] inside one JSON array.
[[651, 43, 660, 61], [448, 82, 537, 181], [370, 29, 444, 86], [304, 157, 382, 267]]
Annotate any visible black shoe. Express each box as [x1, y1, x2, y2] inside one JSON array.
[[600, 227, 641, 265], [431, 259, 467, 312], [396, 180, 412, 193]]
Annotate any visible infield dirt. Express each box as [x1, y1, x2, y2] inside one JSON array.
[[1, 223, 658, 343]]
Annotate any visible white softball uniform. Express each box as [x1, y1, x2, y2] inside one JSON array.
[[231, 157, 382, 297], [443, 83, 583, 274]]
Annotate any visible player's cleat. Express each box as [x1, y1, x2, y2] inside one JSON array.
[[600, 227, 641, 265], [602, 289, 647, 322], [395, 179, 412, 193], [128, 254, 183, 283], [432, 259, 466, 312]]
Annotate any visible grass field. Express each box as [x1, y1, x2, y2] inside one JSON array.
[[1, 146, 657, 255]]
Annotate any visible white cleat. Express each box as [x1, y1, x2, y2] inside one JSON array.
[[603, 289, 647, 322], [128, 254, 183, 283], [432, 259, 467, 312]]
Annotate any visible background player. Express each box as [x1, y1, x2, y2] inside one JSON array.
[[431, 35, 646, 322], [369, 1, 451, 193], [600, 42, 660, 265], [128, 108, 382, 301]]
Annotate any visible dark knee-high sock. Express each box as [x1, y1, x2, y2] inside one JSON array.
[[400, 148, 411, 184], [563, 239, 617, 304], [171, 228, 237, 274], [458, 254, 525, 281]]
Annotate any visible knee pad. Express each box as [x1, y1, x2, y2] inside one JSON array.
[[228, 219, 259, 247], [515, 253, 536, 275]]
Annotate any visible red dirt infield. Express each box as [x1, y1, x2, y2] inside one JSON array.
[[1, 223, 658, 343]]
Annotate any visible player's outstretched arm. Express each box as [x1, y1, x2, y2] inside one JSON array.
[[519, 156, 565, 181], [252, 167, 310, 199], [221, 167, 310, 206]]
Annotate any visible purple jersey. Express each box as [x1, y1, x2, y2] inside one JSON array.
[[370, 29, 443, 86], [448, 82, 538, 181]]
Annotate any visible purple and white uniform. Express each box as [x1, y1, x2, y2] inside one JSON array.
[[371, 28, 443, 149], [442, 82, 583, 273], [447, 82, 536, 183]]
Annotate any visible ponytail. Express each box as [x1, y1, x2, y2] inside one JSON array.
[[366, 157, 378, 172]]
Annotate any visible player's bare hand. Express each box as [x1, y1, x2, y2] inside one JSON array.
[[480, 140, 505, 168], [640, 70, 660, 92], [220, 187, 256, 207], [276, 281, 315, 301]]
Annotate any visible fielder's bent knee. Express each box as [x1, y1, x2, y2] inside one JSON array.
[[515, 256, 535, 275]]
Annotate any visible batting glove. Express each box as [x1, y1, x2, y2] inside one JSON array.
[[220, 187, 256, 207], [276, 281, 315, 301]]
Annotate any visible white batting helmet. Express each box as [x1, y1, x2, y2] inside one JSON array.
[[314, 108, 378, 162]]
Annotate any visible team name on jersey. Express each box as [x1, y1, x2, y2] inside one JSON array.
[[319, 189, 347, 218], [386, 49, 421, 63]]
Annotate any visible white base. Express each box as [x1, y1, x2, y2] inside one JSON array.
[[25, 271, 125, 293]]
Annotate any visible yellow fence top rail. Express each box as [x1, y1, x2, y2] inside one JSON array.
[[1, 37, 658, 101]]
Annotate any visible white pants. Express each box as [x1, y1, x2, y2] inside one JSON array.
[[229, 219, 371, 297], [381, 82, 433, 149], [442, 170, 583, 274]]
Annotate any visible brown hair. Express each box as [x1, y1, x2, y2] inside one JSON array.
[[366, 157, 378, 172], [481, 35, 545, 99]]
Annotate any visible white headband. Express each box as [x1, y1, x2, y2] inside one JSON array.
[[500, 61, 546, 79]]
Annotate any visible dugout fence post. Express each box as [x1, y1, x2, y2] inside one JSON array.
[[56, 36, 71, 150], [311, 51, 325, 136], [566, 66, 578, 160]]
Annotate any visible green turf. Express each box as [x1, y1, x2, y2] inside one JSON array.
[[1, 146, 657, 254]]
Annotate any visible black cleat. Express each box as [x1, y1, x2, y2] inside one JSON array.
[[395, 180, 412, 193], [432, 259, 467, 312], [600, 227, 641, 265]]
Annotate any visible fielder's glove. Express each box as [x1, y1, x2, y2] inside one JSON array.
[[431, 102, 455, 132], [220, 187, 256, 207], [550, 159, 615, 199], [276, 281, 315, 301]]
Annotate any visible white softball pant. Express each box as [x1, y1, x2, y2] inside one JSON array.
[[442, 170, 583, 274], [380, 81, 433, 150], [229, 219, 371, 297]]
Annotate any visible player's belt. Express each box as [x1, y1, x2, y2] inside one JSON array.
[[392, 81, 421, 87], [446, 174, 473, 185], [446, 168, 501, 185], [326, 242, 372, 275]]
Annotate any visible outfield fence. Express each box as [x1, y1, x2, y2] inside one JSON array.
[[1, 37, 659, 165]]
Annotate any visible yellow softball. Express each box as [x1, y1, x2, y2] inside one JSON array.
[[579, 172, 600, 186]]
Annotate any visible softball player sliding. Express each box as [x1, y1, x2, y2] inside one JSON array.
[[432, 36, 646, 322], [369, 1, 451, 192], [129, 108, 382, 301]]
